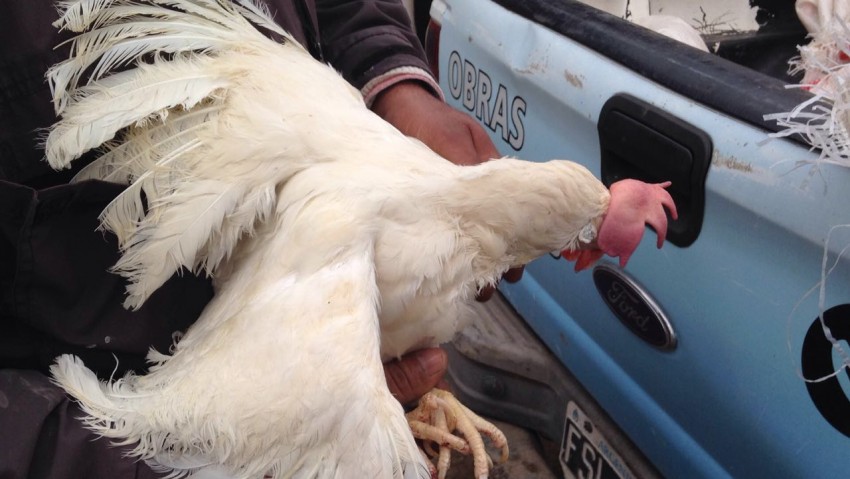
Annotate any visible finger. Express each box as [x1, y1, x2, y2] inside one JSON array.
[[476, 284, 496, 302], [384, 348, 448, 406], [466, 120, 500, 164], [503, 266, 524, 283], [439, 138, 480, 166]]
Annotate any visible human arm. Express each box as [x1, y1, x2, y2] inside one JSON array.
[[313, 0, 436, 95], [308, 0, 500, 166], [371, 81, 501, 165]]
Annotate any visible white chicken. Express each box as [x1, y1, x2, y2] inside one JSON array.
[[44, 1, 677, 478]]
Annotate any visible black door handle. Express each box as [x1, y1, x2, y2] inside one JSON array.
[[598, 94, 712, 247]]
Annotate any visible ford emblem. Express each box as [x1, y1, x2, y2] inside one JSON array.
[[592, 262, 676, 351]]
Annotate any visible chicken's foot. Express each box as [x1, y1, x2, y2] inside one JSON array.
[[406, 389, 509, 479]]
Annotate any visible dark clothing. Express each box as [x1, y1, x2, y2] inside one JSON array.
[[0, 0, 430, 187], [0, 370, 164, 479], [0, 1, 428, 477]]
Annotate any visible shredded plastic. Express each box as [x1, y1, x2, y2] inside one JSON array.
[[769, 5, 850, 382], [788, 226, 850, 383]]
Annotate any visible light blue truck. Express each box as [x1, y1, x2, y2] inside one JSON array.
[[423, 1, 850, 477]]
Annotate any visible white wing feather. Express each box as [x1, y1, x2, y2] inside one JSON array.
[[48, 0, 264, 114], [231, 0, 292, 38], [46, 57, 228, 168], [113, 180, 249, 309], [52, 0, 116, 31], [45, 0, 313, 307], [71, 104, 222, 184]]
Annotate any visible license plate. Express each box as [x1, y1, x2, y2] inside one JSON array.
[[560, 402, 635, 479]]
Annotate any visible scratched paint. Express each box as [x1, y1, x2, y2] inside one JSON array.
[[712, 154, 754, 173], [563, 70, 584, 89]]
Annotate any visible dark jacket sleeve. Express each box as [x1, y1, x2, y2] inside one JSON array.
[[312, 0, 431, 90], [249, 1, 442, 104], [0, 0, 72, 187]]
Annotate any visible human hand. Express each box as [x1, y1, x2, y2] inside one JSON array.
[[371, 81, 499, 165], [371, 81, 524, 298], [384, 348, 449, 406], [475, 266, 523, 301]]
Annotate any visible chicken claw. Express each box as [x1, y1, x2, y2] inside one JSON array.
[[406, 389, 509, 479]]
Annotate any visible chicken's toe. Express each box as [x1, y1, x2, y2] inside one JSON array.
[[405, 389, 509, 479]]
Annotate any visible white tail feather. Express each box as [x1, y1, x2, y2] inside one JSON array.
[[49, 354, 148, 442], [49, 250, 432, 478], [50, 355, 219, 478]]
